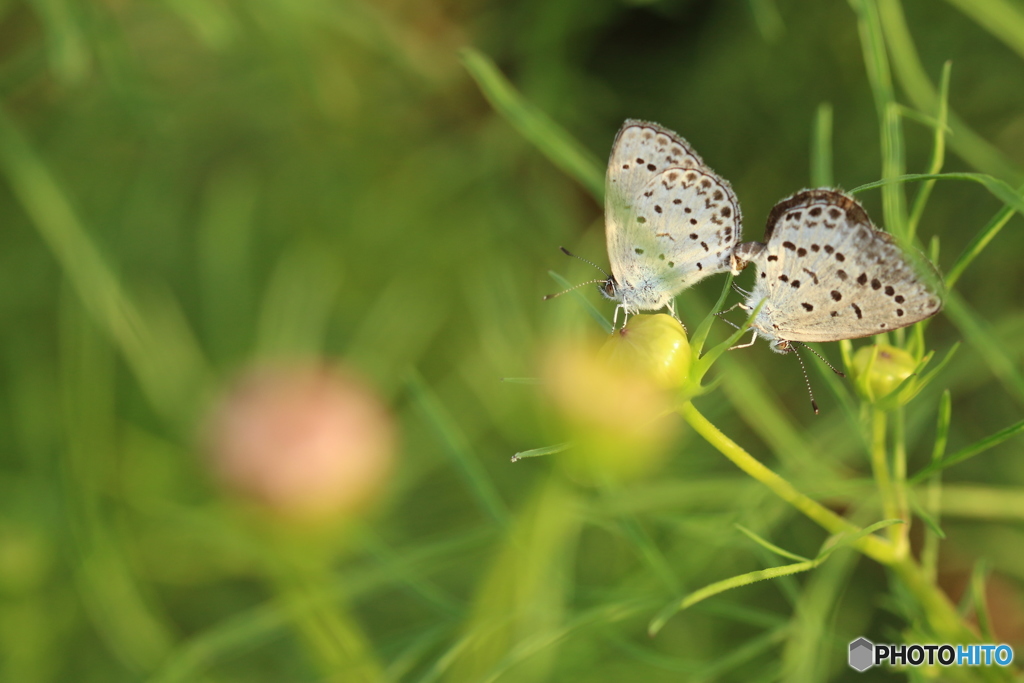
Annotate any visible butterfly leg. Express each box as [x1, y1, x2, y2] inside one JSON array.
[[716, 302, 759, 348], [728, 328, 759, 350], [730, 282, 751, 297], [714, 302, 748, 331], [715, 302, 746, 317], [612, 304, 624, 331], [666, 299, 687, 332]]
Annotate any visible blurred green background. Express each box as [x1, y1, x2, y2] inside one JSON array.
[[2, 0, 1024, 681]]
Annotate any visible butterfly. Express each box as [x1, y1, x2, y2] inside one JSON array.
[[549, 120, 742, 328], [729, 188, 943, 353]]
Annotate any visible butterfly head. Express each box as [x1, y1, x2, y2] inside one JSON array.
[[544, 248, 619, 304], [598, 277, 620, 302]]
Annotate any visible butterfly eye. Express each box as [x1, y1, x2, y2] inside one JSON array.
[[604, 281, 617, 297]]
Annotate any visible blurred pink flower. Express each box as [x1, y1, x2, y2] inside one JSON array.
[[206, 363, 396, 521]]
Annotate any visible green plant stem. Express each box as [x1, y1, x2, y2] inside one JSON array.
[[870, 409, 903, 551], [920, 501, 940, 585], [892, 408, 911, 556], [266, 549, 382, 683], [682, 401, 1000, 659], [887, 557, 976, 644], [923, 391, 952, 583], [906, 60, 951, 243], [886, 562, 1015, 681], [679, 402, 895, 563], [276, 576, 382, 683]]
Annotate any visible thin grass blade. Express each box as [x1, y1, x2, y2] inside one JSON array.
[[811, 102, 834, 187], [460, 47, 604, 202], [407, 371, 510, 526], [548, 271, 613, 334], [907, 60, 951, 242], [511, 443, 570, 462], [910, 418, 1024, 483], [735, 524, 810, 562], [649, 560, 816, 636]]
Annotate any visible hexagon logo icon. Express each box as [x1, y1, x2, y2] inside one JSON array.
[[849, 637, 874, 672]]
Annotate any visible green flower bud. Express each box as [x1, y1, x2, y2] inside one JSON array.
[[598, 314, 691, 391], [852, 344, 917, 401], [541, 315, 688, 483]]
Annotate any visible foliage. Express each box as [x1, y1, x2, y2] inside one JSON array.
[[1, 1, 1024, 681]]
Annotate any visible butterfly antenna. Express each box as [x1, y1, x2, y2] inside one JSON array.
[[542, 278, 607, 301], [794, 341, 845, 377], [558, 247, 611, 278], [790, 344, 819, 415]]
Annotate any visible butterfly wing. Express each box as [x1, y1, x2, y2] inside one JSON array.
[[751, 190, 942, 343], [605, 121, 740, 310], [606, 120, 707, 205]]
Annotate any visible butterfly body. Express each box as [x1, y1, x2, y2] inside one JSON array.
[[731, 189, 942, 352], [601, 120, 742, 324]]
